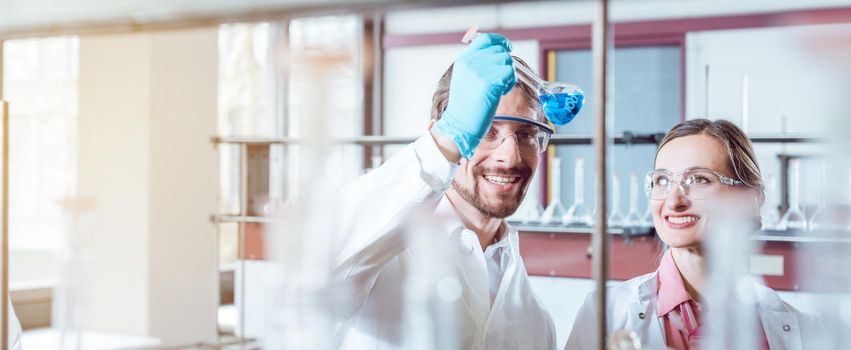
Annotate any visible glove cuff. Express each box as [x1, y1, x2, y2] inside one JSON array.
[[432, 117, 482, 160]]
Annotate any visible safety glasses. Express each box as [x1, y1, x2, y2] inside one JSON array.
[[644, 168, 747, 200], [477, 115, 554, 154]]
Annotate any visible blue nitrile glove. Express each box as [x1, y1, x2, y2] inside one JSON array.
[[432, 33, 516, 160]]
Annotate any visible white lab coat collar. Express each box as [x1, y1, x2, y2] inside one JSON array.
[[434, 195, 514, 255], [434, 195, 523, 337], [567, 271, 818, 350], [753, 282, 804, 350], [635, 273, 809, 349]]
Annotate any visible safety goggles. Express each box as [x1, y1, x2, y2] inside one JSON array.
[[478, 116, 554, 154], [644, 168, 747, 200]]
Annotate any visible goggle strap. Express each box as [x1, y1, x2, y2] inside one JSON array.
[[493, 115, 554, 134]]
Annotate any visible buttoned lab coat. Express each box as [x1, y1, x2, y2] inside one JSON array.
[[334, 135, 557, 350], [564, 271, 825, 350]]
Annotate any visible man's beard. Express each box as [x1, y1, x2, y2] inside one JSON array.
[[451, 165, 532, 218]]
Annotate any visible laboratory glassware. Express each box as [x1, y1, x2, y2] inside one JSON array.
[[607, 173, 625, 227], [564, 157, 593, 226], [521, 201, 545, 226], [808, 163, 828, 231], [641, 206, 653, 228], [703, 202, 760, 350], [778, 159, 807, 231], [541, 157, 567, 225], [625, 173, 644, 228], [462, 26, 584, 126], [760, 174, 781, 230]]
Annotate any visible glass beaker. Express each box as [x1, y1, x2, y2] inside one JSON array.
[[778, 158, 808, 231], [564, 157, 593, 226], [541, 157, 568, 225]]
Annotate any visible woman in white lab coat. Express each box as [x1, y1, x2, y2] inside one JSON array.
[[565, 119, 824, 350]]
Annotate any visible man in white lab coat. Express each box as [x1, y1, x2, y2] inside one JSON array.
[[333, 33, 557, 349]]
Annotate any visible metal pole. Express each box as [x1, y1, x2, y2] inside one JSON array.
[[238, 143, 248, 346], [591, 1, 610, 349], [0, 40, 4, 99], [1, 101, 9, 350]]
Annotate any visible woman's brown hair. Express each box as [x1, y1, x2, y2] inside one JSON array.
[[656, 118, 765, 205]]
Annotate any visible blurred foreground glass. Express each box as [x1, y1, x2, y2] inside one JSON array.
[[702, 203, 760, 350]]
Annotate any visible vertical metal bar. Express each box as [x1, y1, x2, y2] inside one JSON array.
[[371, 12, 384, 166], [0, 40, 4, 99], [238, 143, 248, 345], [275, 20, 292, 201], [591, 1, 610, 349], [0, 41, 6, 350], [779, 154, 790, 213], [1, 101, 9, 350], [361, 13, 384, 170], [544, 50, 557, 207], [361, 17, 374, 170]]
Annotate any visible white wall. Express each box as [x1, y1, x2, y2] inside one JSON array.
[[146, 28, 219, 346], [686, 23, 851, 207], [383, 40, 539, 138], [78, 33, 152, 335], [76, 28, 218, 345], [686, 23, 850, 133]]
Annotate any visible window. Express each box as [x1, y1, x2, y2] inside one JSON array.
[[2, 36, 79, 286], [551, 46, 682, 218]]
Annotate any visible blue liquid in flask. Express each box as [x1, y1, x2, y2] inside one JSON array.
[[540, 91, 584, 125]]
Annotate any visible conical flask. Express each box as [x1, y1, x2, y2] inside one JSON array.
[[778, 158, 807, 231], [541, 157, 567, 225], [607, 173, 625, 227], [625, 173, 644, 228], [564, 157, 593, 226], [760, 174, 781, 230], [808, 163, 828, 231]]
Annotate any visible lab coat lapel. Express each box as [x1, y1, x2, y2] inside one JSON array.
[[757, 287, 803, 350], [452, 229, 490, 330], [761, 309, 801, 350], [488, 230, 518, 316], [630, 275, 667, 348], [437, 198, 490, 330]]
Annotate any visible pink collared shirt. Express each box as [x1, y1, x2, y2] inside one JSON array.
[[656, 250, 770, 350]]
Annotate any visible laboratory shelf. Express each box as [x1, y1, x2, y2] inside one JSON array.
[[211, 135, 415, 145], [752, 229, 851, 244], [211, 133, 824, 146], [512, 223, 654, 236], [212, 214, 281, 224]]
